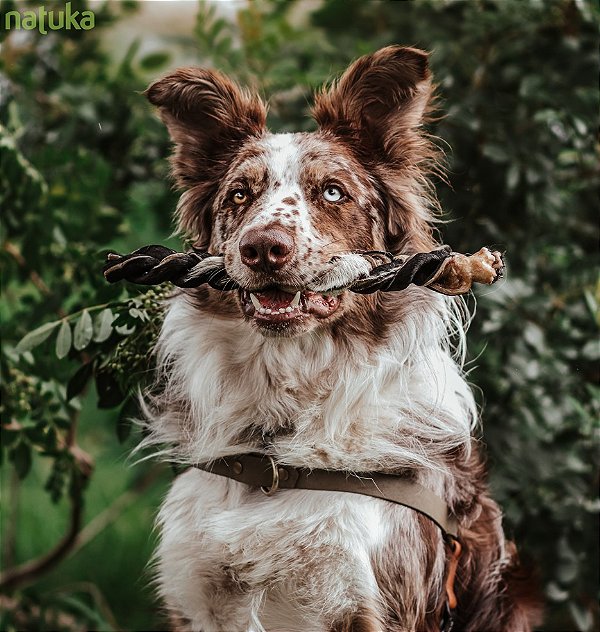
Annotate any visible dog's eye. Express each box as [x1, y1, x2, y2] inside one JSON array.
[[323, 186, 343, 202], [231, 190, 249, 205]]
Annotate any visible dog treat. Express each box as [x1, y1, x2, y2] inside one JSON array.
[[103, 245, 504, 296]]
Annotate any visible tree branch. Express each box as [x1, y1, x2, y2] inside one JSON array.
[[70, 464, 163, 557], [0, 409, 92, 594], [0, 462, 163, 595], [0, 474, 84, 594], [4, 240, 53, 298], [4, 239, 69, 321]]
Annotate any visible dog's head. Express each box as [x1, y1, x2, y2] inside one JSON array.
[[146, 46, 438, 336]]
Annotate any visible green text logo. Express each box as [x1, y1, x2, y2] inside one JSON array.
[[5, 3, 95, 35]]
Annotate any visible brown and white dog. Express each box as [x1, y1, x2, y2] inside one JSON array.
[[140, 47, 540, 631]]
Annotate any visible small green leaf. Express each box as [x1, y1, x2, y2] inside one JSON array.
[[73, 309, 93, 350], [572, 117, 587, 136], [115, 324, 135, 336], [506, 163, 520, 191], [93, 308, 115, 342], [96, 371, 125, 408], [21, 351, 34, 365], [67, 361, 95, 400], [1, 426, 20, 448], [139, 51, 171, 70], [583, 290, 598, 324], [15, 320, 60, 353], [24, 424, 49, 445], [55, 320, 72, 359], [482, 144, 509, 163]]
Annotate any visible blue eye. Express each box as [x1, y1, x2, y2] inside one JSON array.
[[323, 186, 343, 202]]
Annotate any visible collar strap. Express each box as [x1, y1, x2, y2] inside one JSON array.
[[194, 453, 458, 539]]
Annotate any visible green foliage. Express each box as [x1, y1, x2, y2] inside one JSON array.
[[1, 0, 597, 629], [1, 1, 173, 628]]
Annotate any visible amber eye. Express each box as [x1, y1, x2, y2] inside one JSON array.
[[231, 190, 248, 205], [323, 185, 343, 202]]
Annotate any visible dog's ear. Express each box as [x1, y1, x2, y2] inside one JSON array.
[[145, 67, 267, 187], [145, 68, 267, 246], [313, 47, 436, 252], [312, 46, 432, 157]]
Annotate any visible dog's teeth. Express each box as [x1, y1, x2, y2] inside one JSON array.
[[278, 308, 286, 314], [285, 307, 293, 313], [258, 308, 266, 314], [264, 308, 272, 315], [291, 291, 301, 308], [250, 293, 261, 310]]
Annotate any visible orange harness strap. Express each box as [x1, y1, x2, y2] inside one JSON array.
[[440, 536, 463, 631], [445, 537, 462, 609]]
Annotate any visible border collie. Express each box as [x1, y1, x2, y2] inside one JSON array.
[[140, 46, 540, 632]]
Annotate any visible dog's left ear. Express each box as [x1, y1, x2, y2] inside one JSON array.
[[312, 46, 432, 160], [313, 47, 436, 252]]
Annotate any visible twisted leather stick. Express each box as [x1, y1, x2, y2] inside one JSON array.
[[103, 245, 504, 296], [104, 246, 234, 290]]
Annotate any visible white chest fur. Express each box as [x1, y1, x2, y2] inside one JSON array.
[[144, 293, 475, 631]]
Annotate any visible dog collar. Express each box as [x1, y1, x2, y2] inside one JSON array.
[[193, 453, 458, 539]]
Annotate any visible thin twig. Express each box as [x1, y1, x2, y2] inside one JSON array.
[[47, 581, 122, 631], [3, 240, 53, 298]]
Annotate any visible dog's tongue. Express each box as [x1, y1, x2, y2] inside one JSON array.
[[255, 289, 295, 309], [303, 291, 337, 317], [253, 288, 339, 318]]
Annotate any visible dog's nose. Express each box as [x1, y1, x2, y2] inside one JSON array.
[[239, 226, 295, 272]]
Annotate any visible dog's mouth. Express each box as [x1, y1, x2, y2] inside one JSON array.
[[239, 287, 341, 326]]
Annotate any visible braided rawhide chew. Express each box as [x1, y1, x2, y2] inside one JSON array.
[[103, 245, 504, 296]]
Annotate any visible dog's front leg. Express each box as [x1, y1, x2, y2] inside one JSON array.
[[156, 472, 264, 632], [190, 589, 262, 632], [163, 582, 262, 632]]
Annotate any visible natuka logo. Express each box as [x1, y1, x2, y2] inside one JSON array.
[[4, 3, 95, 35]]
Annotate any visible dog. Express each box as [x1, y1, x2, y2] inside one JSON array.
[[139, 46, 541, 632]]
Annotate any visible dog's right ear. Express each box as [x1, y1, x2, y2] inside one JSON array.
[[145, 68, 267, 244], [145, 67, 267, 188]]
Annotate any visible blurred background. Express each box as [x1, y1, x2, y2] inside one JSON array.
[[1, 1, 598, 630]]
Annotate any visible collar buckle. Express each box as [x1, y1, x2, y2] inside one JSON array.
[[260, 456, 280, 496]]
